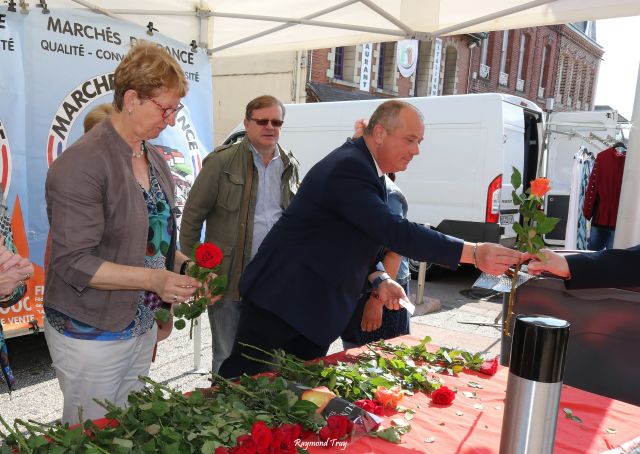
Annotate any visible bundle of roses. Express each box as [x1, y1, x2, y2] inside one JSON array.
[[318, 415, 354, 443], [214, 421, 305, 454], [156, 242, 227, 332]]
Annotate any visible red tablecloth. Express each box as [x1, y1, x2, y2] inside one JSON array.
[[307, 336, 640, 454]]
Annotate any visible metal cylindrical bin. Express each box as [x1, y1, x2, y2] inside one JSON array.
[[499, 314, 570, 454]]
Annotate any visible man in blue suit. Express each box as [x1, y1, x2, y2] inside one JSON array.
[[219, 100, 523, 378]]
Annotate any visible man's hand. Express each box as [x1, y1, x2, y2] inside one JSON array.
[[361, 295, 384, 332], [352, 118, 368, 139], [375, 278, 410, 311], [524, 249, 570, 278], [470, 243, 524, 275]]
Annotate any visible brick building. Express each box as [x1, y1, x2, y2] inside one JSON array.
[[306, 22, 601, 113]]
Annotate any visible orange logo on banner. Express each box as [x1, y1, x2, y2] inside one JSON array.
[[0, 196, 45, 337]]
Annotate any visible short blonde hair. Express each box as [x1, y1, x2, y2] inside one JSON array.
[[84, 103, 114, 132], [113, 40, 188, 111]]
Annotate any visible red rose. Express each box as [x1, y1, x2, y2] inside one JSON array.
[[354, 399, 385, 416], [215, 448, 229, 454], [318, 426, 333, 441], [327, 415, 348, 436], [530, 177, 551, 197], [195, 242, 223, 268], [479, 356, 499, 376], [236, 434, 252, 446], [354, 399, 375, 413], [277, 423, 301, 444], [251, 421, 272, 453], [431, 386, 456, 405]]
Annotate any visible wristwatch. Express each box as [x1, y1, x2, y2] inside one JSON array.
[[371, 272, 391, 290], [180, 259, 193, 275]]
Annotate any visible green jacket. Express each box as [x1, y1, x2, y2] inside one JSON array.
[[179, 137, 299, 301]]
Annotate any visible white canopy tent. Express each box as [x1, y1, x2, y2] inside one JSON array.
[[35, 0, 640, 57], [30, 0, 640, 248], [31, 0, 639, 243], [32, 0, 639, 371]]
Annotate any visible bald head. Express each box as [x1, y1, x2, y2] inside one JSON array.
[[364, 100, 424, 137], [364, 101, 425, 173]]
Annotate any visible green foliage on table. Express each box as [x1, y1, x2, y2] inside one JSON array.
[[0, 375, 319, 453]]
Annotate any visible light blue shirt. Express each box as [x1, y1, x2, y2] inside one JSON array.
[[386, 176, 410, 282], [249, 143, 285, 258]]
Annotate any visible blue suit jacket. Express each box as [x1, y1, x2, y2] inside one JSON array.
[[565, 245, 640, 289], [239, 137, 464, 345]]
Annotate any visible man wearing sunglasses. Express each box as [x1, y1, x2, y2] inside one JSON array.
[[180, 95, 300, 373]]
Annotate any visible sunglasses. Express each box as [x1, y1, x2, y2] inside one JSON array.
[[249, 118, 284, 127], [147, 98, 184, 119]]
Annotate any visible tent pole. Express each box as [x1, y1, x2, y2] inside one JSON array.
[[431, 0, 557, 36], [209, 0, 410, 54], [613, 62, 640, 248]]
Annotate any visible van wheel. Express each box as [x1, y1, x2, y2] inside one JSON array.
[[408, 259, 441, 281]]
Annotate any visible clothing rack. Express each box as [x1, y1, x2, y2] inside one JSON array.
[[548, 128, 617, 150]]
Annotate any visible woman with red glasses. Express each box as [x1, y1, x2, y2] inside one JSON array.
[[43, 41, 217, 424]]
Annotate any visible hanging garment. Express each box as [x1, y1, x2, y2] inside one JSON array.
[[583, 147, 626, 250], [565, 148, 594, 250]]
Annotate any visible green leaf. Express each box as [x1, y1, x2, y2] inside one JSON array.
[[373, 427, 402, 444], [188, 390, 204, 405], [112, 438, 134, 449], [512, 190, 523, 206], [146, 424, 161, 435], [155, 308, 171, 323], [201, 441, 217, 453], [512, 222, 524, 236], [536, 216, 560, 235], [174, 319, 187, 330], [27, 435, 49, 448], [511, 167, 522, 190], [151, 400, 170, 416]]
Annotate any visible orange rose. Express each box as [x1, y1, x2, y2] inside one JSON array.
[[530, 178, 551, 197], [374, 385, 404, 409]]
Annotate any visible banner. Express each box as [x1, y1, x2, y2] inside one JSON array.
[[0, 7, 214, 337], [430, 37, 443, 96], [359, 43, 373, 91]]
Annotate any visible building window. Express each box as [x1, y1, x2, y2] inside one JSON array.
[[442, 46, 457, 95], [499, 30, 513, 86], [479, 33, 493, 79], [516, 33, 530, 91], [377, 42, 397, 92], [334, 47, 344, 80], [415, 40, 433, 95], [499, 30, 509, 73], [539, 44, 551, 98], [377, 42, 386, 89]]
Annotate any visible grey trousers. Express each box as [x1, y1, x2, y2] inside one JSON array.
[[207, 299, 242, 373]]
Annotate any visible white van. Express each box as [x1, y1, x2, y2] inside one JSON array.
[[224, 93, 545, 275]]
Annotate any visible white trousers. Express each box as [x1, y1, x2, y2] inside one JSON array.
[[44, 318, 157, 425]]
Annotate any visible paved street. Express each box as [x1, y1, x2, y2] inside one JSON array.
[[0, 265, 504, 429]]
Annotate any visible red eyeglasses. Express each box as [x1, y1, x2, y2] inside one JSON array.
[[147, 98, 184, 119]]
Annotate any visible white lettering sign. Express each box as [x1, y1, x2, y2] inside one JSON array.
[[359, 43, 373, 91], [430, 37, 443, 96]]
